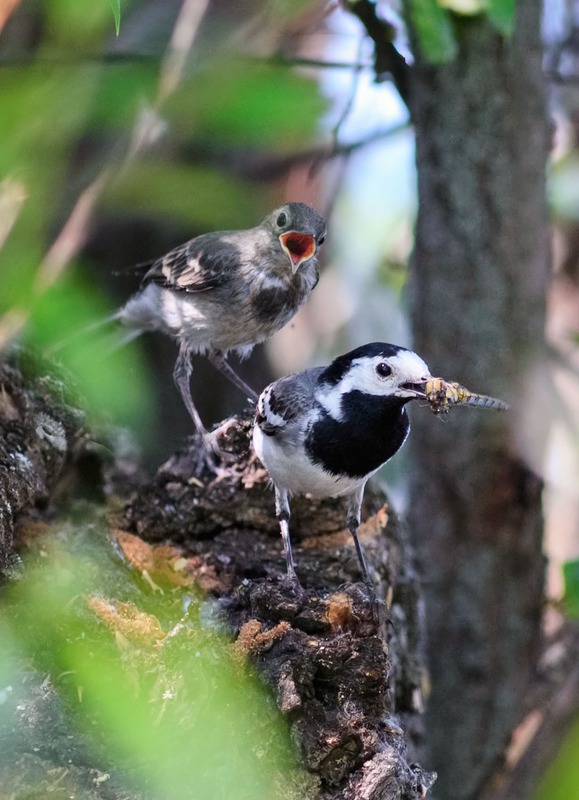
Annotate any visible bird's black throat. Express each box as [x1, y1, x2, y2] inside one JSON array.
[[306, 390, 411, 479]]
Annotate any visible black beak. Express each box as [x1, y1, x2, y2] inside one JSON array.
[[400, 380, 428, 397]]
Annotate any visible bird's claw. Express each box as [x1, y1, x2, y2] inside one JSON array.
[[205, 419, 243, 463], [198, 429, 252, 487], [365, 588, 387, 630]]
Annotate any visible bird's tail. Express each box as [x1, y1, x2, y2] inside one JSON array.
[[46, 310, 141, 356]]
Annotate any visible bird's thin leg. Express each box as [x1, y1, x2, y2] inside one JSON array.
[[208, 351, 259, 403], [173, 345, 209, 437], [275, 487, 299, 583], [346, 486, 374, 593], [173, 350, 235, 476]]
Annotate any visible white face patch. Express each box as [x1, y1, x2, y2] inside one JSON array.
[[316, 350, 431, 421]]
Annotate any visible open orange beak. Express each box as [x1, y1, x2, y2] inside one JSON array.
[[279, 231, 317, 274]]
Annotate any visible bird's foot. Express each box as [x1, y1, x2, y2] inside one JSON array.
[[188, 417, 254, 485], [282, 570, 304, 593], [200, 429, 252, 486], [364, 583, 387, 629], [199, 444, 237, 484], [208, 417, 242, 453], [188, 439, 223, 479], [203, 431, 237, 465]]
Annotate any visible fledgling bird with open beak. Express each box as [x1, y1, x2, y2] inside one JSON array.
[[116, 202, 326, 462], [253, 342, 432, 590]]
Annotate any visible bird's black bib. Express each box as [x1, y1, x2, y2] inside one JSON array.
[[306, 391, 410, 479]]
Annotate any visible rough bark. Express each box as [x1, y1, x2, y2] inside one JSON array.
[[406, 5, 550, 799], [122, 421, 435, 799], [0, 349, 114, 576], [0, 353, 435, 800]]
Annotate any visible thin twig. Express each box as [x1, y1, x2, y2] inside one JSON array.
[[345, 0, 409, 104], [331, 35, 366, 147], [308, 34, 367, 179], [272, 55, 372, 70], [158, 0, 210, 102], [215, 123, 409, 182]]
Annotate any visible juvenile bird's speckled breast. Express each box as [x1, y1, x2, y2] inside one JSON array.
[[249, 262, 318, 331]]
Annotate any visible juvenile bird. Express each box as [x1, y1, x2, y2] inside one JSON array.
[[253, 342, 432, 589], [117, 202, 326, 457]]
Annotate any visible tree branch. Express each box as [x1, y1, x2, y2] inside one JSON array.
[[345, 0, 410, 104]]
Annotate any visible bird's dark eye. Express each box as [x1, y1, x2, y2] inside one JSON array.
[[375, 362, 392, 378], [276, 212, 287, 227], [318, 234, 326, 245]]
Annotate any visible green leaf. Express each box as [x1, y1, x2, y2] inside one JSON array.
[[44, 0, 112, 48], [168, 60, 326, 148], [486, 0, 516, 36], [267, 0, 319, 22], [3, 533, 307, 799], [23, 270, 153, 430], [563, 559, 579, 618], [407, 0, 458, 64], [534, 715, 579, 800], [108, 0, 121, 36], [88, 63, 158, 130], [104, 161, 265, 230]]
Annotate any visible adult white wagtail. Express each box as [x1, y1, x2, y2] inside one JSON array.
[[252, 342, 433, 589], [116, 202, 326, 458]]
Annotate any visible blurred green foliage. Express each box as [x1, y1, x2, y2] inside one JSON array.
[[562, 558, 579, 618], [534, 716, 579, 800], [0, 524, 308, 799], [105, 161, 265, 230], [169, 61, 326, 148], [22, 270, 153, 428], [405, 0, 517, 63], [486, 0, 516, 36], [550, 153, 579, 223], [406, 0, 458, 64]]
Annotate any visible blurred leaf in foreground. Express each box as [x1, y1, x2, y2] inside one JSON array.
[[22, 268, 153, 431], [407, 0, 458, 64], [563, 558, 579, 619], [1, 523, 311, 800], [168, 59, 327, 149], [550, 153, 579, 223], [534, 714, 579, 800], [104, 161, 264, 231], [486, 0, 516, 35]]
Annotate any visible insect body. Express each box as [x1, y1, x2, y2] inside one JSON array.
[[424, 378, 509, 415]]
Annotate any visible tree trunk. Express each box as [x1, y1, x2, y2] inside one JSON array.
[[406, 4, 550, 799]]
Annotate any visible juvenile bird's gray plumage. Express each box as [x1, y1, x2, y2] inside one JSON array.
[[117, 202, 326, 459], [253, 343, 432, 589]]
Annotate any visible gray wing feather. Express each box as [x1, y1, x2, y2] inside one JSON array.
[[142, 232, 240, 294], [256, 368, 322, 436]]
